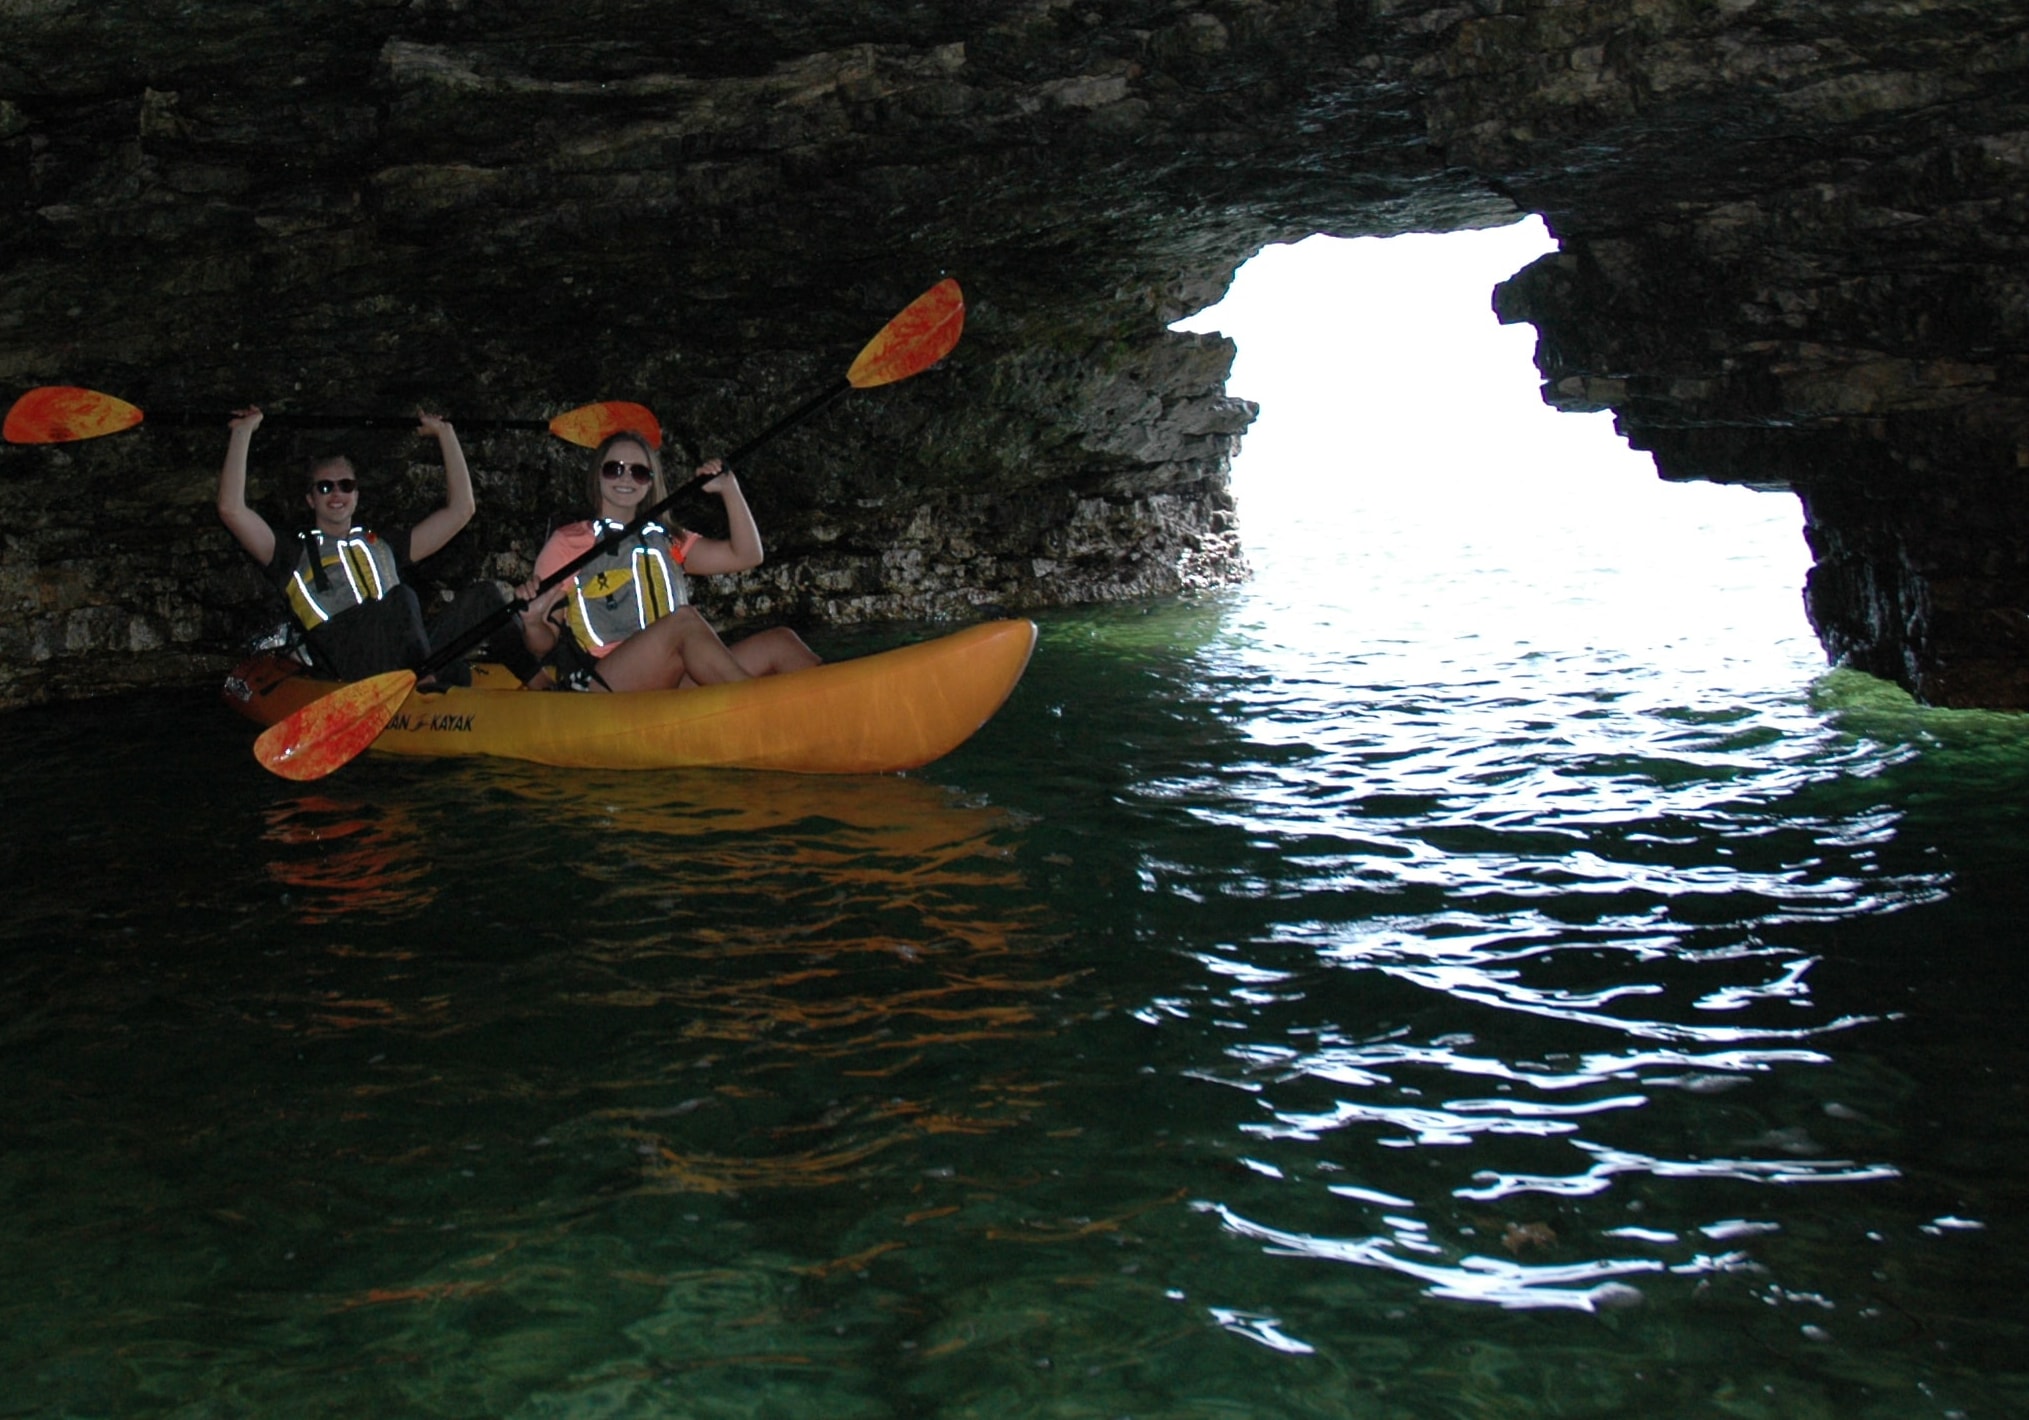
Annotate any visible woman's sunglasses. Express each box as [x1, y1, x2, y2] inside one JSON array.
[[601, 460, 652, 482], [313, 478, 357, 495]]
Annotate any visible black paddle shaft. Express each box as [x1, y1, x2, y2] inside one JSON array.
[[139, 410, 554, 433], [415, 379, 851, 677]]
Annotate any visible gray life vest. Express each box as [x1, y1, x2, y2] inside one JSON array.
[[286, 528, 402, 630], [561, 519, 689, 652]]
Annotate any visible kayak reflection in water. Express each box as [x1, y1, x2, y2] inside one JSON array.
[[517, 428, 820, 693], [216, 405, 538, 686]]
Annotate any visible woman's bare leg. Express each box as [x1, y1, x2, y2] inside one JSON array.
[[673, 625, 820, 687], [729, 627, 821, 677], [592, 607, 751, 692]]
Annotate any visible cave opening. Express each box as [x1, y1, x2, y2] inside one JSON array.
[[1176, 219, 1820, 689]]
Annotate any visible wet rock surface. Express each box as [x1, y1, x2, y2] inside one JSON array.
[[1, 0, 2024, 706]]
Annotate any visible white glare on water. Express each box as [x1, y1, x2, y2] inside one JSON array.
[[1172, 219, 1819, 677]]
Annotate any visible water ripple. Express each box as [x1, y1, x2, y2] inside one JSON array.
[[1199, 1199, 1687, 1313]]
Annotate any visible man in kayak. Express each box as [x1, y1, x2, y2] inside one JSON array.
[[216, 405, 536, 684], [516, 428, 819, 691]]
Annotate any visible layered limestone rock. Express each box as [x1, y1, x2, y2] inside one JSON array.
[[1, 0, 2024, 706], [1470, 2, 2029, 707]]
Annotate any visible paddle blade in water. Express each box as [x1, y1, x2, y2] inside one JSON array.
[[847, 279, 965, 389], [253, 670, 416, 780], [4, 386, 145, 444], [549, 401, 663, 449]]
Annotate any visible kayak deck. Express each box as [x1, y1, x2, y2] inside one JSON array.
[[223, 619, 1037, 774]]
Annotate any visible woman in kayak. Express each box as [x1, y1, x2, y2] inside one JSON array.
[[517, 429, 820, 692], [217, 405, 534, 683]]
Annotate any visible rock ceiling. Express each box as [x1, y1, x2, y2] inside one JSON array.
[[1, 0, 2025, 706]]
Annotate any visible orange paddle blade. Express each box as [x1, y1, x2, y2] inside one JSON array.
[[549, 400, 662, 449], [254, 670, 417, 780], [847, 279, 965, 389], [4, 386, 145, 444]]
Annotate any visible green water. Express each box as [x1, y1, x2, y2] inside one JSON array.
[[13, 215, 2026, 1415], [4, 586, 2026, 1417]]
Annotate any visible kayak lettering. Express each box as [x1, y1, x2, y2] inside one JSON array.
[[385, 711, 476, 734]]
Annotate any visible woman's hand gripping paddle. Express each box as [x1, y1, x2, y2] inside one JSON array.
[[250, 277, 966, 781], [3, 389, 662, 448]]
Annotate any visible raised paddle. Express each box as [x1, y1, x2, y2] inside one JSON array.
[[254, 277, 967, 781], [2, 388, 663, 450]]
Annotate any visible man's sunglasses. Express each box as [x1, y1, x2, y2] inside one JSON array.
[[314, 478, 357, 495], [601, 460, 652, 481]]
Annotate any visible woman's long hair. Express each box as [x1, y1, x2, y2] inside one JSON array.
[[585, 430, 669, 519]]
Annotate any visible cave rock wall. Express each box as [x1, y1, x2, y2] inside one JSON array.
[[1, 0, 2024, 706]]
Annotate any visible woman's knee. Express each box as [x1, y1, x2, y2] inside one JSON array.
[[642, 605, 706, 646], [733, 626, 821, 676]]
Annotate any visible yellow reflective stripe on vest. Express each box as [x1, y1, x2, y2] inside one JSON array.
[[341, 539, 386, 601], [286, 570, 329, 626], [566, 580, 623, 648], [636, 544, 680, 623]]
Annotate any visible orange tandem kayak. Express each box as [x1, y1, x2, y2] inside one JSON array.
[[222, 619, 1037, 774]]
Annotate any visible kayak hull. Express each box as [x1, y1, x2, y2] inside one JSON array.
[[223, 619, 1037, 774]]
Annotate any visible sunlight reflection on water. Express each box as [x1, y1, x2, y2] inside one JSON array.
[[1150, 223, 1951, 1328]]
